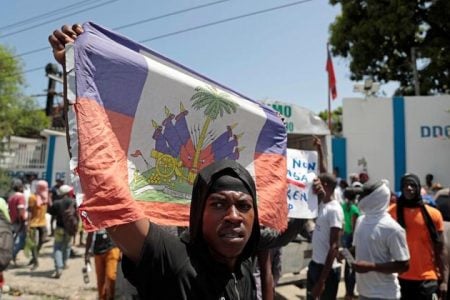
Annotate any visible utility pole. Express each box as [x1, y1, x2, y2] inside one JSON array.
[[45, 63, 61, 116], [411, 47, 420, 96]]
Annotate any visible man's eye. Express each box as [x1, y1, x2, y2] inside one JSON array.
[[211, 202, 225, 209], [237, 203, 252, 212]]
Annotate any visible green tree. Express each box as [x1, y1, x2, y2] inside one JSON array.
[[0, 44, 50, 139], [319, 106, 342, 136], [329, 0, 450, 95], [0, 168, 11, 199]]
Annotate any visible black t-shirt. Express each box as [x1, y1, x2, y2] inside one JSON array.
[[93, 229, 115, 255], [122, 223, 256, 300], [48, 196, 74, 228], [436, 195, 450, 222]]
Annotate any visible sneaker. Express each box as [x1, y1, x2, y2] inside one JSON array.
[[27, 258, 35, 266], [70, 249, 81, 258], [30, 263, 39, 271], [52, 270, 62, 279], [2, 285, 10, 293]]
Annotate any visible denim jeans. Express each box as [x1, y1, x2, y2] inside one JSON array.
[[53, 227, 72, 272], [12, 224, 26, 260], [360, 296, 398, 300], [341, 233, 356, 296], [306, 260, 341, 300]]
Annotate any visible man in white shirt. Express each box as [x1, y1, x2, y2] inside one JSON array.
[[352, 180, 410, 300], [307, 173, 344, 300]]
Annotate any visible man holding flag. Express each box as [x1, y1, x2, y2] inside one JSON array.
[[48, 23, 328, 299]]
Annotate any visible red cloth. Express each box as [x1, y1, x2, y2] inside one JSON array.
[[326, 48, 337, 100]]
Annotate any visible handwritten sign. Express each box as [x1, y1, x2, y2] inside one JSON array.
[[287, 148, 318, 219]]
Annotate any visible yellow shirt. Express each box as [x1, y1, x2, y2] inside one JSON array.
[[28, 194, 48, 227]]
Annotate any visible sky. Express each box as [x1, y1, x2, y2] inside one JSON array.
[[0, 0, 398, 114]]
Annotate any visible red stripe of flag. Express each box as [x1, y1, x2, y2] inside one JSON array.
[[326, 47, 337, 100], [287, 178, 306, 189]]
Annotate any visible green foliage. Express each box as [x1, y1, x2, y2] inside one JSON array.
[[319, 106, 342, 136], [0, 168, 12, 199], [191, 86, 238, 120], [329, 0, 450, 95], [0, 44, 50, 139]]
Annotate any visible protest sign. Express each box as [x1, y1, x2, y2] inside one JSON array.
[[65, 22, 287, 232], [286, 148, 318, 219]]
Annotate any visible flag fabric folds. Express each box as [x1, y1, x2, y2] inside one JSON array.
[[66, 22, 288, 232], [326, 46, 337, 100]]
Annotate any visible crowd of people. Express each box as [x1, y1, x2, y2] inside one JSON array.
[[3, 167, 449, 300], [2, 23, 449, 300], [311, 171, 449, 300], [2, 174, 129, 300]]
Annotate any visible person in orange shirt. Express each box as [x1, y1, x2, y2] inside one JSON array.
[[28, 180, 51, 270], [85, 230, 121, 300], [389, 173, 448, 300]]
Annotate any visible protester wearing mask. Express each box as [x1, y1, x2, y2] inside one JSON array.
[[27, 180, 51, 270], [389, 173, 448, 300], [352, 180, 410, 299]]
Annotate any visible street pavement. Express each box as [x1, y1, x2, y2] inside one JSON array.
[[3, 237, 97, 300], [3, 236, 350, 299]]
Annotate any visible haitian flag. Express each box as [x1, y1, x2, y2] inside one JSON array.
[[66, 22, 287, 232]]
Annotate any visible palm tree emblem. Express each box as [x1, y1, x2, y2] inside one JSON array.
[[190, 85, 238, 175]]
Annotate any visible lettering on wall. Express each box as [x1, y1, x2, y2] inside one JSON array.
[[271, 104, 294, 133], [420, 125, 450, 138]]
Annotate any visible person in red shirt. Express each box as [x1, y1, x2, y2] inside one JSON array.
[[8, 179, 27, 264]]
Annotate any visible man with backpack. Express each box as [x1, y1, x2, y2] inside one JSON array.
[[48, 184, 79, 278]]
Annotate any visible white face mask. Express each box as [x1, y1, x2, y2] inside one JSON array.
[[358, 183, 390, 216]]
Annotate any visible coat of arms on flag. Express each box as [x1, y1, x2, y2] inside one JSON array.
[[65, 22, 287, 232]]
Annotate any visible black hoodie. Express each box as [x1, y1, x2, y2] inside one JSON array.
[[123, 160, 260, 299]]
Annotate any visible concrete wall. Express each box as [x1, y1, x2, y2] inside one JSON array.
[[343, 97, 395, 187], [41, 129, 71, 186], [342, 95, 450, 191], [403, 96, 450, 189]]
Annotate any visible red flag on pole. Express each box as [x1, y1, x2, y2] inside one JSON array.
[[326, 46, 337, 100]]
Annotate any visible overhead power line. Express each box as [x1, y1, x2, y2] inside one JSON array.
[[10, 0, 314, 80], [139, 0, 314, 43], [15, 0, 230, 58], [0, 0, 119, 39], [24, 66, 45, 74], [113, 0, 230, 31], [0, 0, 101, 31], [16, 0, 313, 59]]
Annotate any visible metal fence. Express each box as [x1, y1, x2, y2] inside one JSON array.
[[0, 137, 47, 170]]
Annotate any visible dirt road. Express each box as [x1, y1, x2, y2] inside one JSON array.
[[3, 238, 97, 300], [3, 237, 347, 299]]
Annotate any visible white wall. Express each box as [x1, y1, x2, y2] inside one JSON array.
[[404, 96, 450, 186], [343, 97, 395, 188], [40, 129, 71, 186], [51, 135, 71, 185], [343, 95, 450, 190]]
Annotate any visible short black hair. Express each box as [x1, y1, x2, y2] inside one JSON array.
[[318, 173, 337, 190]]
